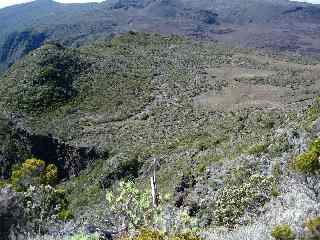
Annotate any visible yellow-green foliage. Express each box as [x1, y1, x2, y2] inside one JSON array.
[[309, 138, 320, 154], [57, 209, 74, 221], [247, 143, 268, 155], [122, 229, 202, 240], [11, 158, 58, 191], [213, 175, 275, 227], [306, 216, 320, 235], [293, 138, 320, 174], [273, 160, 282, 179], [171, 232, 202, 240], [45, 164, 58, 185], [65, 233, 101, 240], [131, 229, 164, 240], [271, 224, 295, 240], [23, 186, 73, 233], [304, 97, 320, 129], [0, 179, 7, 189], [106, 181, 153, 231]]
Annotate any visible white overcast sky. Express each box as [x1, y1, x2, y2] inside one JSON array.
[[0, 0, 320, 9]]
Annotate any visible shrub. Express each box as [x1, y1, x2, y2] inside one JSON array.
[[273, 160, 282, 179], [24, 185, 73, 233], [121, 229, 202, 240], [45, 164, 58, 185], [212, 175, 275, 227], [154, 205, 199, 235], [271, 224, 295, 240], [66, 233, 102, 240], [304, 97, 320, 128], [131, 228, 164, 240], [106, 181, 199, 235], [309, 138, 320, 154], [293, 138, 320, 174], [171, 232, 202, 240], [247, 143, 268, 155], [0, 179, 7, 189], [305, 216, 320, 236], [293, 151, 319, 174], [10, 158, 58, 191], [57, 209, 74, 221], [106, 181, 153, 231]]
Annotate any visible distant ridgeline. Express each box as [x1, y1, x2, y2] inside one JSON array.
[[1, 0, 320, 75]]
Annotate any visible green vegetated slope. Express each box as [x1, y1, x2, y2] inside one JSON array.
[[2, 0, 320, 77], [1, 32, 320, 238]]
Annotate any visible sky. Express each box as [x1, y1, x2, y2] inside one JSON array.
[[0, 0, 320, 9]]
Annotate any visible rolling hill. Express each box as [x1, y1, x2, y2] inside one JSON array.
[[0, 32, 320, 239], [1, 0, 320, 74]]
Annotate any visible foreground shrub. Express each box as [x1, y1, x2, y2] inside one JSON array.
[[247, 143, 268, 155], [57, 209, 74, 221], [66, 233, 101, 240], [212, 175, 275, 227], [305, 216, 320, 237], [106, 181, 199, 234], [11, 158, 58, 191], [130, 228, 164, 240], [121, 228, 202, 240], [24, 185, 73, 234], [106, 181, 153, 231], [271, 224, 295, 240], [293, 138, 320, 174], [171, 232, 202, 240], [0, 179, 7, 189]]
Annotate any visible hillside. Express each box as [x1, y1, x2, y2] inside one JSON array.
[[0, 32, 320, 240], [1, 0, 320, 75]]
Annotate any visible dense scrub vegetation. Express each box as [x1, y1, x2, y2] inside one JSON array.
[[1, 32, 320, 239]]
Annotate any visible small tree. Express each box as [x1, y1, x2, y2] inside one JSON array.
[[271, 224, 295, 240], [11, 158, 58, 191], [106, 181, 199, 235], [106, 181, 153, 231], [24, 185, 72, 234]]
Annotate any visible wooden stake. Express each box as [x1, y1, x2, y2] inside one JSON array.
[[150, 158, 158, 208]]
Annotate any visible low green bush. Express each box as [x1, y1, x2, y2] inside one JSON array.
[[24, 186, 73, 233], [57, 209, 74, 221], [120, 228, 202, 240], [106, 181, 153, 231], [271, 224, 295, 240], [247, 143, 268, 155], [0, 179, 7, 189], [293, 138, 320, 174], [212, 175, 275, 227], [10, 158, 58, 191], [66, 233, 101, 240], [306, 216, 320, 236], [171, 232, 202, 240]]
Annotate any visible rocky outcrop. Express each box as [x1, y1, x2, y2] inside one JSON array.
[[0, 30, 47, 72], [0, 186, 25, 240], [195, 10, 219, 24], [1, 113, 103, 180]]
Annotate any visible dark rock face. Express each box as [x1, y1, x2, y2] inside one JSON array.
[[196, 10, 218, 24], [175, 174, 196, 208], [84, 224, 113, 240], [29, 134, 100, 179], [0, 113, 31, 179], [112, 0, 146, 9], [0, 113, 102, 180], [0, 30, 47, 70], [0, 186, 25, 240]]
